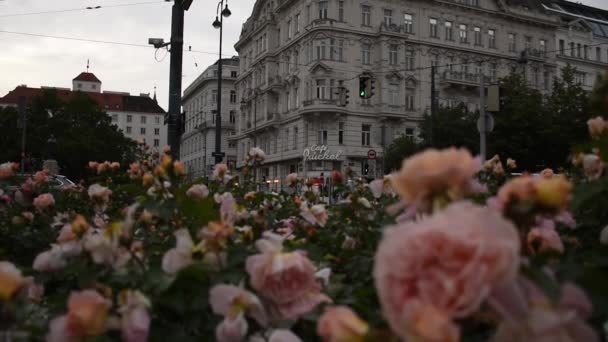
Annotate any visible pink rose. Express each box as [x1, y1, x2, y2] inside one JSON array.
[[186, 184, 209, 200], [587, 116, 606, 137], [492, 280, 598, 342], [583, 154, 603, 180], [540, 168, 554, 179], [118, 290, 150, 342], [300, 202, 328, 227], [527, 227, 564, 254], [33, 193, 55, 211], [209, 284, 267, 327], [246, 233, 330, 321], [0, 162, 18, 179], [286, 173, 299, 186], [390, 148, 481, 210], [373, 202, 520, 338], [317, 306, 369, 342]]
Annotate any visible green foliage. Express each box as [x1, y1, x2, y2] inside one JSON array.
[[0, 90, 136, 180], [419, 103, 478, 152]]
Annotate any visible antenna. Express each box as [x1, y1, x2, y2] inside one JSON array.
[[86, 59, 90, 73]]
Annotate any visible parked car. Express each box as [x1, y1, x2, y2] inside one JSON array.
[[1, 174, 75, 192]]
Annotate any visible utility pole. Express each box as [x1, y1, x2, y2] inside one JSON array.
[[212, 0, 231, 165], [479, 73, 487, 161], [430, 66, 437, 146], [18, 96, 26, 174], [167, 2, 185, 159]]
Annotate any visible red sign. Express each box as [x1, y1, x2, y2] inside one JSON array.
[[367, 149, 377, 160]]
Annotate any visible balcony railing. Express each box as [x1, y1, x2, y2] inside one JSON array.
[[440, 71, 493, 86]]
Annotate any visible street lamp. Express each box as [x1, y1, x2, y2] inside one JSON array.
[[212, 0, 231, 165]]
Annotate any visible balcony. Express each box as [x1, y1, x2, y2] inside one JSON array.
[[379, 22, 409, 35], [440, 71, 492, 89], [526, 48, 547, 61], [196, 120, 235, 131]]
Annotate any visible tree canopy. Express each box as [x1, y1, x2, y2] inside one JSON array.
[[0, 90, 136, 180]]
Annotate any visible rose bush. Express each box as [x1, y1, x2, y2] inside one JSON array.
[[0, 119, 608, 342]]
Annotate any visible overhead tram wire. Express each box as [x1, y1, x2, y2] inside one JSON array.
[[1, 28, 606, 79], [0, 1, 169, 18]]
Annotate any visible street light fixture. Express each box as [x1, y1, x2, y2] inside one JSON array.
[[211, 0, 230, 165]]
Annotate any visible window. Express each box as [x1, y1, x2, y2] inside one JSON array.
[[570, 42, 575, 57], [405, 86, 415, 110], [318, 0, 328, 19], [338, 1, 344, 21], [362, 43, 371, 65], [294, 87, 299, 107], [559, 40, 565, 55], [361, 5, 371, 26], [403, 14, 413, 33], [445, 21, 453, 41], [524, 36, 532, 50], [92, 84, 96, 90], [77, 83, 82, 89], [230, 90, 237, 103], [389, 84, 399, 105], [127, 115, 132, 123], [284, 128, 290, 151], [575, 72, 586, 86], [597, 47, 602, 61], [211, 90, 218, 104], [544, 71, 550, 90], [459, 24, 467, 43], [306, 4, 311, 23], [154, 128, 160, 135], [584, 45, 589, 59], [139, 116, 146, 124], [126, 126, 132, 134], [474, 27, 482, 45], [154, 139, 159, 147], [508, 33, 516, 52], [488, 29, 496, 48], [286, 91, 291, 110], [318, 128, 328, 145], [230, 110, 236, 124], [389, 44, 398, 65], [111, 114, 118, 122], [531, 39, 542, 57], [287, 19, 292, 39], [140, 127, 146, 135], [231, 71, 238, 78], [489, 63, 497, 82], [338, 122, 344, 144], [405, 50, 415, 70], [383, 9, 393, 26], [430, 18, 438, 38], [316, 79, 328, 99], [577, 43, 582, 58], [293, 126, 298, 150], [155, 116, 160, 124], [405, 128, 415, 139], [330, 39, 344, 61], [361, 124, 371, 146], [316, 40, 327, 60]]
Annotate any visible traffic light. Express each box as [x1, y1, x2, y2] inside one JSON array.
[[359, 75, 375, 99], [335, 86, 351, 107], [359, 76, 369, 98]]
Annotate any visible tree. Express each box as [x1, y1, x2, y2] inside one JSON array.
[[418, 103, 478, 152], [542, 65, 592, 169], [486, 73, 546, 171], [383, 135, 421, 173], [0, 90, 136, 180]]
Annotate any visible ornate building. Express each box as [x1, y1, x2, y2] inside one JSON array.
[[231, 0, 607, 184], [180, 58, 239, 178]]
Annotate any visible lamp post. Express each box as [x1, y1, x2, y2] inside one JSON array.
[[212, 0, 231, 165]]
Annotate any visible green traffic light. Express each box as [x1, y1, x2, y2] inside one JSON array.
[[360, 90, 366, 97]]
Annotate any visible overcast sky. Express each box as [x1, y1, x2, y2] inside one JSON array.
[[1, 0, 607, 109]]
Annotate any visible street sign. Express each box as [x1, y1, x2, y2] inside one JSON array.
[[367, 149, 377, 160], [477, 114, 494, 133]]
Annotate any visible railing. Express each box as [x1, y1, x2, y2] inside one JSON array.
[[379, 22, 406, 34]]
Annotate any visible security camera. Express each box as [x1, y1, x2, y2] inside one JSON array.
[[148, 38, 166, 48]]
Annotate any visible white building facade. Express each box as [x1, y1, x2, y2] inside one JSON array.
[[543, 0, 608, 90], [180, 58, 239, 178], [232, 0, 595, 183]]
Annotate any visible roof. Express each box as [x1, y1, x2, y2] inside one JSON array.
[[543, 0, 608, 37], [0, 86, 165, 114], [73, 72, 102, 83]]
